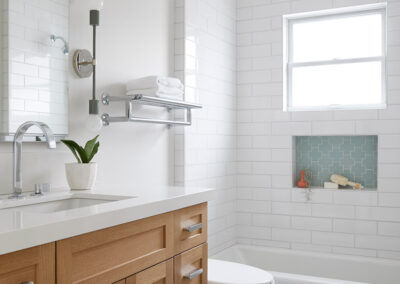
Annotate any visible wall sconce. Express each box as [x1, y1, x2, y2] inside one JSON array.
[[73, 0, 104, 132]]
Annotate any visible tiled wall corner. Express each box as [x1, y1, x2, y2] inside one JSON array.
[[182, 0, 237, 255], [174, 0, 185, 187]]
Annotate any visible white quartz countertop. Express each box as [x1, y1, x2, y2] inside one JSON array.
[[0, 186, 216, 255]]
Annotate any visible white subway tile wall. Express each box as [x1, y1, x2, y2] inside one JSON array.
[[2, 0, 69, 134], [177, 0, 237, 255], [236, 0, 400, 260], [174, 0, 186, 187]]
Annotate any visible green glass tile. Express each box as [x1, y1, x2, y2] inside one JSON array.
[[295, 136, 378, 188]]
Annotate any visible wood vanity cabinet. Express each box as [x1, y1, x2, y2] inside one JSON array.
[[0, 203, 207, 284], [0, 243, 55, 284], [59, 202, 207, 284], [56, 210, 175, 284]]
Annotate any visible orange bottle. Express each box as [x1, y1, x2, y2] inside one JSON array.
[[297, 170, 308, 188]]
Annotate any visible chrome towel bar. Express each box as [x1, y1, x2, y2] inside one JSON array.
[[101, 93, 202, 127]]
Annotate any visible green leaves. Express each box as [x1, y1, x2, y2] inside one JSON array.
[[61, 140, 85, 163], [85, 135, 100, 163], [61, 135, 100, 164]]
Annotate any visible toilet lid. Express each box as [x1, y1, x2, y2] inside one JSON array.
[[208, 259, 274, 284]]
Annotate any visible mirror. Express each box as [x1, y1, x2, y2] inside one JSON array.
[[0, 0, 69, 141]]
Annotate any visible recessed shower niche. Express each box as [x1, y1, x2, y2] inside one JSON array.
[[294, 136, 378, 189]]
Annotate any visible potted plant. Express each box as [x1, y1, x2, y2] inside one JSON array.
[[61, 135, 100, 190]]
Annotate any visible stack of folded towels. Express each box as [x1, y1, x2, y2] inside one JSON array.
[[126, 76, 184, 101]]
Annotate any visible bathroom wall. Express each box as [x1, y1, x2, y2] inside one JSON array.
[[179, 0, 237, 255], [236, 0, 400, 260], [0, 0, 174, 195]]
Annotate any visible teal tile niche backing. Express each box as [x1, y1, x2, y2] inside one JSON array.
[[295, 136, 378, 188]]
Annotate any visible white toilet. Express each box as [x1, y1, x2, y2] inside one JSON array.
[[208, 259, 275, 284]]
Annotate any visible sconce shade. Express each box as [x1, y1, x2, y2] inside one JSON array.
[[71, 0, 104, 11], [87, 0, 104, 11], [90, 10, 100, 26]]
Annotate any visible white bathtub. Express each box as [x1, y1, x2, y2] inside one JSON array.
[[211, 245, 400, 284]]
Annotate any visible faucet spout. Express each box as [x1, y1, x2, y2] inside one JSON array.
[[11, 121, 56, 199]]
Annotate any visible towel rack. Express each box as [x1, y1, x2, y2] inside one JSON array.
[[101, 93, 202, 127]]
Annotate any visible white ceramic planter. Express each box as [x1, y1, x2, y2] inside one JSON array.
[[65, 163, 97, 190]]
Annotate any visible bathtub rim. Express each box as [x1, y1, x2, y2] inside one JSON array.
[[212, 244, 400, 267]]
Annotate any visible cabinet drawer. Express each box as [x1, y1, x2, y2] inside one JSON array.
[[174, 244, 207, 284], [126, 258, 173, 284], [174, 203, 207, 254], [57, 212, 174, 284], [0, 243, 55, 284]]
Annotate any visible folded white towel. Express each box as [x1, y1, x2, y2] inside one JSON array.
[[128, 85, 184, 96], [127, 76, 184, 91], [127, 87, 184, 101]]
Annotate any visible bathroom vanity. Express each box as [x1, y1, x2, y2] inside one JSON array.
[[0, 187, 214, 284]]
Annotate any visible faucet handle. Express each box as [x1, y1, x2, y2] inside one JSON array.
[[31, 183, 50, 196], [31, 184, 44, 196], [41, 183, 51, 193]]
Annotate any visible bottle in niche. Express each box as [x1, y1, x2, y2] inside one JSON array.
[[297, 170, 309, 188]]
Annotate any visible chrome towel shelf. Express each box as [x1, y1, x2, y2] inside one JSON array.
[[101, 93, 202, 127]]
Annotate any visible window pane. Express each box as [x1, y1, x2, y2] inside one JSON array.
[[292, 13, 383, 62], [291, 61, 382, 108]]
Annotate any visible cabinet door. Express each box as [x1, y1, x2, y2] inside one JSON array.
[[174, 244, 207, 284], [57, 212, 174, 284], [174, 203, 207, 255], [0, 243, 55, 284], [126, 259, 173, 284]]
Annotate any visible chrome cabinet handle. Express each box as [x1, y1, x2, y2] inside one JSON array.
[[184, 268, 203, 280], [21, 282, 34, 284], [183, 223, 203, 233]]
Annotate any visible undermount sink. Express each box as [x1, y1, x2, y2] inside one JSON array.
[[0, 194, 133, 214], [17, 198, 115, 213]]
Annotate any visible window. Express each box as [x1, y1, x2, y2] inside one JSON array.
[[283, 4, 387, 111]]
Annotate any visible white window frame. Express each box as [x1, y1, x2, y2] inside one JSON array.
[[283, 3, 387, 112]]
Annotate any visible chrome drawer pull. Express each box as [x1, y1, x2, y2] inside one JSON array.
[[184, 268, 203, 280], [183, 223, 203, 233], [21, 282, 34, 284]]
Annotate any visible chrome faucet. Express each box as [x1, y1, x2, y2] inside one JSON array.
[[10, 121, 56, 199]]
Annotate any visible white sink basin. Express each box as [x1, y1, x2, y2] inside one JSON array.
[[16, 198, 115, 213], [0, 193, 133, 214]]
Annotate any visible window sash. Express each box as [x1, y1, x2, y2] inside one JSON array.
[[289, 56, 384, 68], [283, 4, 387, 111]]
